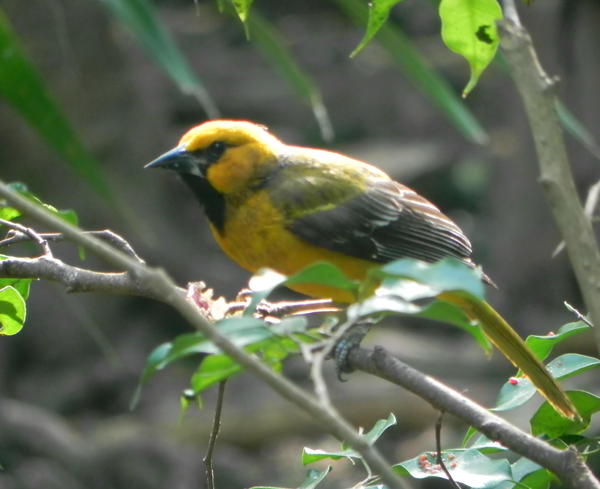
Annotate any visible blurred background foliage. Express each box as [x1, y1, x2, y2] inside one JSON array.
[[0, 0, 599, 488]]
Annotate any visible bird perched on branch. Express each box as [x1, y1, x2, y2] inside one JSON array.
[[146, 119, 577, 419]]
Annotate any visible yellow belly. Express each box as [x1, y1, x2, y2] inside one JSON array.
[[210, 190, 375, 302]]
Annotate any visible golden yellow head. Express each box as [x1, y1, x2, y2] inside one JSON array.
[[146, 120, 284, 195], [178, 120, 282, 153]]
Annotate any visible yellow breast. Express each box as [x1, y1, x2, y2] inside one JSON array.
[[209, 190, 374, 302]]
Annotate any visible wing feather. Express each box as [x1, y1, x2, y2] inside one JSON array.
[[268, 147, 474, 266], [286, 177, 473, 265]]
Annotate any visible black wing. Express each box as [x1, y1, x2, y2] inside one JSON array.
[[288, 178, 474, 265]]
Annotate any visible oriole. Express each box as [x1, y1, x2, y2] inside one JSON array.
[[146, 119, 577, 419]]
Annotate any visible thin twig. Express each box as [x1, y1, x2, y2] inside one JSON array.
[[308, 315, 362, 406], [0, 229, 145, 262], [553, 180, 600, 258], [564, 301, 594, 328], [434, 412, 461, 489], [0, 219, 52, 256], [310, 344, 333, 408], [501, 0, 522, 27], [203, 380, 227, 489]]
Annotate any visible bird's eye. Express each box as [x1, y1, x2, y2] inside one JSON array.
[[206, 141, 227, 163]]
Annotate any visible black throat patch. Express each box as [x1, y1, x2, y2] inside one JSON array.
[[180, 174, 226, 233]]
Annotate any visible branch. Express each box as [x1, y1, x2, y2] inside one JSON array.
[[499, 0, 600, 342], [0, 255, 168, 301], [349, 346, 600, 489], [0, 180, 409, 489]]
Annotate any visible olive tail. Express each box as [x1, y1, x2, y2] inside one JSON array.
[[440, 293, 579, 420]]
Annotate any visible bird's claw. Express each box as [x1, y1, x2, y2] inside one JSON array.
[[332, 322, 372, 380]]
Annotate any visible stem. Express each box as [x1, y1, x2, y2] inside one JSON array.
[[500, 0, 600, 344], [204, 380, 227, 489]]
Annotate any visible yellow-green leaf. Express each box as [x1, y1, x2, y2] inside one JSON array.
[[350, 0, 404, 58], [439, 0, 503, 96], [0, 285, 26, 336], [231, 0, 254, 23]]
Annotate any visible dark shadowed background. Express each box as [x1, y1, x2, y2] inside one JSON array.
[[0, 0, 599, 488]]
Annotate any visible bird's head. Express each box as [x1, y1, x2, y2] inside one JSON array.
[[145, 120, 283, 195]]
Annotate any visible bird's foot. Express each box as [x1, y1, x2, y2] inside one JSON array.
[[332, 322, 372, 380]]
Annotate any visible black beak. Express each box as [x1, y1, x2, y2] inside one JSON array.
[[144, 146, 199, 174]]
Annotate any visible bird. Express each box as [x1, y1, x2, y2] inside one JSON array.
[[145, 119, 577, 419]]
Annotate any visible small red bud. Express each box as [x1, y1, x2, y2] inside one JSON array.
[[508, 377, 519, 385]]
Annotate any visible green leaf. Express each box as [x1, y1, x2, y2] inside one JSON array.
[[269, 316, 310, 336], [525, 321, 589, 363], [0, 206, 20, 222], [0, 254, 32, 300], [99, 0, 218, 118], [258, 336, 296, 370], [0, 276, 31, 303], [349, 293, 490, 353], [558, 434, 600, 454], [462, 426, 479, 448], [505, 458, 549, 489], [135, 315, 306, 403], [189, 335, 299, 395], [335, 0, 488, 144], [419, 300, 491, 353], [0, 285, 26, 335], [57, 209, 79, 227], [465, 434, 507, 454], [302, 446, 359, 465], [191, 354, 242, 392], [348, 258, 490, 352], [247, 12, 333, 141], [439, 0, 503, 96], [519, 469, 551, 489], [286, 262, 359, 294], [0, 9, 110, 198], [510, 457, 543, 481], [350, 0, 404, 57], [298, 467, 332, 489], [494, 354, 600, 412], [531, 390, 600, 438], [302, 414, 396, 465], [179, 388, 203, 420], [10, 183, 80, 227], [135, 317, 270, 395], [377, 257, 486, 300], [362, 413, 397, 445], [231, 0, 254, 24], [393, 449, 511, 488]]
